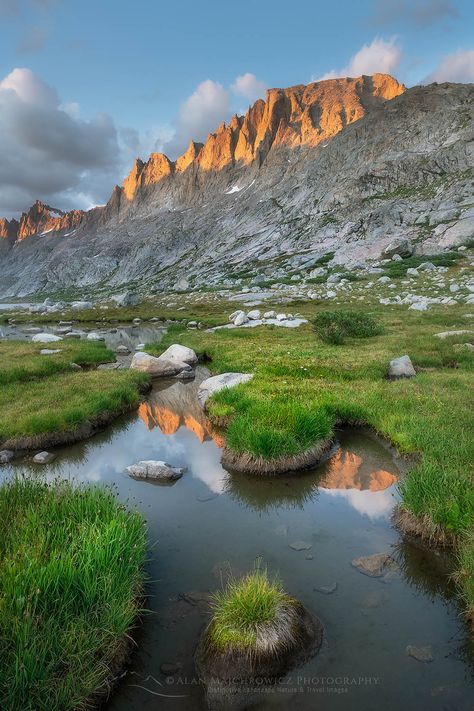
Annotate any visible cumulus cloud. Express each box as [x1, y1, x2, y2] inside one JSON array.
[[0, 68, 121, 217], [231, 73, 267, 103], [164, 79, 231, 158], [164, 73, 267, 158], [424, 48, 474, 83], [371, 0, 457, 26], [317, 37, 402, 81]]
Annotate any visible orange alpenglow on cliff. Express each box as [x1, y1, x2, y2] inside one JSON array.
[[120, 73, 405, 200]]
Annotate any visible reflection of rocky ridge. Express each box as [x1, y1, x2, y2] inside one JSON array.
[[138, 379, 224, 446], [225, 443, 398, 512], [319, 450, 397, 491]]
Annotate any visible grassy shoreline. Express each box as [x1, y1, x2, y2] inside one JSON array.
[[0, 477, 147, 711], [0, 341, 150, 450], [149, 305, 474, 618]]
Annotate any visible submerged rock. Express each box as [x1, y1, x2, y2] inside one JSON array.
[[198, 372, 253, 407], [314, 582, 338, 595], [351, 552, 400, 578], [406, 645, 434, 663], [33, 451, 56, 464], [126, 460, 186, 482], [289, 541, 313, 551], [388, 355, 416, 380]]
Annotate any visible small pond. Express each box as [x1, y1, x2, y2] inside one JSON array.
[[1, 367, 473, 710]]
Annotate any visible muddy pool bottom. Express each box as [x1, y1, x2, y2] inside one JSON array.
[[1, 368, 473, 710]]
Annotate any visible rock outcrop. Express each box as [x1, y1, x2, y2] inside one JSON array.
[[15, 200, 84, 242]]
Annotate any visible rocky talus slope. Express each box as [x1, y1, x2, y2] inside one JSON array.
[[0, 74, 472, 297]]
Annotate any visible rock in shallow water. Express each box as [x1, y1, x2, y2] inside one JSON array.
[[406, 645, 434, 663], [0, 450, 14, 464], [351, 552, 400, 578], [126, 460, 186, 482], [130, 351, 194, 378], [289, 541, 313, 551], [33, 451, 56, 464]]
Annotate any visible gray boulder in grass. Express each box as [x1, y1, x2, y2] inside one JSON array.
[[388, 355, 416, 380]]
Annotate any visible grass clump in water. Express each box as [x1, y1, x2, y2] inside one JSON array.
[[221, 396, 333, 459], [313, 310, 383, 345], [209, 567, 292, 651], [0, 476, 147, 711]]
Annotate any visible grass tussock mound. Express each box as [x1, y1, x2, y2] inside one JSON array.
[[209, 568, 294, 652], [196, 566, 322, 686], [0, 477, 147, 711]]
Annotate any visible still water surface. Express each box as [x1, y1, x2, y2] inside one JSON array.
[[1, 367, 473, 710]]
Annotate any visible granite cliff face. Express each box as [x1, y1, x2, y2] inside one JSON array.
[[0, 74, 473, 297], [117, 73, 404, 203]]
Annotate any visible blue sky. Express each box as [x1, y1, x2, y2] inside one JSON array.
[[0, 0, 473, 216]]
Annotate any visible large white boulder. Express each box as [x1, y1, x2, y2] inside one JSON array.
[[247, 309, 261, 320], [130, 351, 193, 377], [159, 344, 198, 365], [198, 372, 253, 407], [32, 333, 63, 343], [233, 312, 248, 326]]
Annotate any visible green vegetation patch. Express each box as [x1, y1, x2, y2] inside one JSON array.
[[313, 310, 383, 345], [383, 251, 462, 279], [0, 340, 149, 446], [0, 477, 146, 711], [0, 340, 115, 385], [209, 568, 292, 651]]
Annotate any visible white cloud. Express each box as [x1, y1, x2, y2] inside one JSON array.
[[231, 72, 267, 103], [0, 67, 57, 106], [424, 49, 474, 84], [0, 67, 121, 217], [164, 79, 231, 158], [316, 37, 402, 81]]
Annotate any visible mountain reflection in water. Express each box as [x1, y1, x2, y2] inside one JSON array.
[[137, 371, 398, 509]]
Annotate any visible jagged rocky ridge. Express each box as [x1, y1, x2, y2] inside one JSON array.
[[0, 73, 473, 297]]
